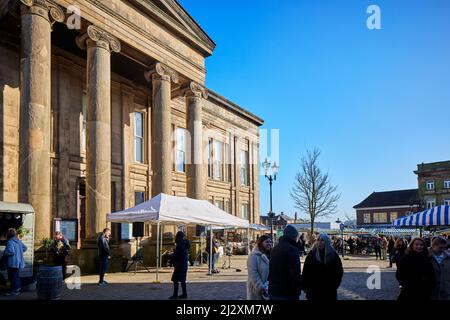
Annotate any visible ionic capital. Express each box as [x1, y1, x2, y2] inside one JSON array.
[[145, 62, 179, 84], [76, 25, 121, 53], [16, 0, 64, 24], [184, 81, 208, 99]]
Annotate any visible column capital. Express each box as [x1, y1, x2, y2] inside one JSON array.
[[76, 25, 121, 53], [184, 81, 208, 99], [18, 0, 64, 24], [145, 62, 179, 84]]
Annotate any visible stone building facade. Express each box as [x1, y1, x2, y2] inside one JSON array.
[[415, 161, 450, 209], [0, 0, 263, 266]]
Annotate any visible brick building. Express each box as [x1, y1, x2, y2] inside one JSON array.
[[354, 189, 420, 227]]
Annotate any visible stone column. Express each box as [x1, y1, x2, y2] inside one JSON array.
[[145, 63, 178, 196], [18, 0, 64, 243], [76, 25, 120, 239], [184, 82, 207, 200]]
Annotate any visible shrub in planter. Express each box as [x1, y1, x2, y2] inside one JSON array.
[[36, 238, 64, 300]]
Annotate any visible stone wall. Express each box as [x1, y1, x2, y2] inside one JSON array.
[[0, 41, 20, 202]]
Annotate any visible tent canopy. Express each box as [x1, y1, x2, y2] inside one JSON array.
[[107, 193, 250, 228], [393, 205, 450, 227]]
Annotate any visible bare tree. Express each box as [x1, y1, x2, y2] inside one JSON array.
[[290, 149, 340, 239], [343, 213, 356, 227]]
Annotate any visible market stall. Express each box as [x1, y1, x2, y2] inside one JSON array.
[[393, 205, 450, 227], [107, 193, 250, 281]]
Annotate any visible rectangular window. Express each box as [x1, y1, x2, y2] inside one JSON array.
[[213, 141, 224, 180], [175, 128, 186, 173], [207, 139, 213, 178], [390, 212, 398, 222], [81, 93, 87, 152], [444, 199, 450, 206], [373, 212, 387, 223], [241, 203, 249, 220], [427, 199, 436, 209], [135, 191, 145, 205], [240, 150, 249, 186], [214, 199, 224, 211], [225, 200, 231, 214], [134, 112, 144, 163], [444, 180, 450, 189], [426, 180, 435, 191], [363, 213, 371, 224], [225, 143, 231, 182]]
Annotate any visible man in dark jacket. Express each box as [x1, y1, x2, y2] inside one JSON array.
[[97, 228, 111, 286], [268, 225, 301, 300], [387, 236, 395, 268]]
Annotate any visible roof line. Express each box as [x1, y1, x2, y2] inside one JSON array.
[[206, 89, 264, 126]]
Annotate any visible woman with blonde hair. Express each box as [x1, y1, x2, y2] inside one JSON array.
[[302, 233, 343, 301], [396, 237, 435, 300], [247, 235, 272, 300]]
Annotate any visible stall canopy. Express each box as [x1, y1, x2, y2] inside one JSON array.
[[393, 205, 450, 227], [107, 193, 249, 228]]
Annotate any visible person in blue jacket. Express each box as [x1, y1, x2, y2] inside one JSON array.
[[3, 228, 27, 296]]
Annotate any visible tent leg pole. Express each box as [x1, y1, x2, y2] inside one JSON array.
[[159, 224, 164, 268], [209, 225, 213, 275], [156, 222, 160, 282]]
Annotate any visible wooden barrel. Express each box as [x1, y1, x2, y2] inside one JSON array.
[[36, 266, 63, 300]]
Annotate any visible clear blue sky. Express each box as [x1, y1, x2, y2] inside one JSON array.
[[179, 0, 450, 222]]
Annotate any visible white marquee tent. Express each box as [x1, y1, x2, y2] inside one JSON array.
[[106, 193, 250, 280]]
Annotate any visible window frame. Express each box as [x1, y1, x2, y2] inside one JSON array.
[[444, 180, 450, 189], [240, 150, 249, 186], [134, 112, 144, 163], [241, 203, 249, 220], [427, 199, 436, 209], [426, 180, 435, 191], [174, 127, 187, 173], [81, 92, 87, 152], [208, 138, 228, 182], [363, 213, 371, 224]]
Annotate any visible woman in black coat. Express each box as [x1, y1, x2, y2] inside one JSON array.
[[396, 237, 436, 300], [302, 233, 343, 301], [169, 231, 190, 299]]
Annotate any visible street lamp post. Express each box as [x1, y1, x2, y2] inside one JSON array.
[[263, 158, 279, 242], [336, 218, 344, 258]]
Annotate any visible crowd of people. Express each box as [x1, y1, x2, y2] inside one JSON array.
[[247, 225, 344, 301], [1, 225, 449, 300], [246, 226, 450, 300]]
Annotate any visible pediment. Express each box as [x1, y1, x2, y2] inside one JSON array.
[[128, 0, 216, 57]]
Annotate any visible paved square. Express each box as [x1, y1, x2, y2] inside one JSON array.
[[1, 255, 400, 300]]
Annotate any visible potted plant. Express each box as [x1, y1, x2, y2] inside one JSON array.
[[17, 226, 30, 240], [41, 237, 53, 265], [36, 237, 64, 300]]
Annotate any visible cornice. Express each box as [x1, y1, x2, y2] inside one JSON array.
[[127, 0, 215, 57], [82, 0, 206, 75]]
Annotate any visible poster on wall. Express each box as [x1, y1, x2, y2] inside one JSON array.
[[54, 219, 78, 242]]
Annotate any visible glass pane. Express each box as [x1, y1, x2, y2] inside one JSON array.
[[134, 192, 145, 205], [176, 150, 185, 172], [121, 223, 132, 240], [135, 137, 143, 163], [82, 93, 87, 151], [135, 112, 143, 137]]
